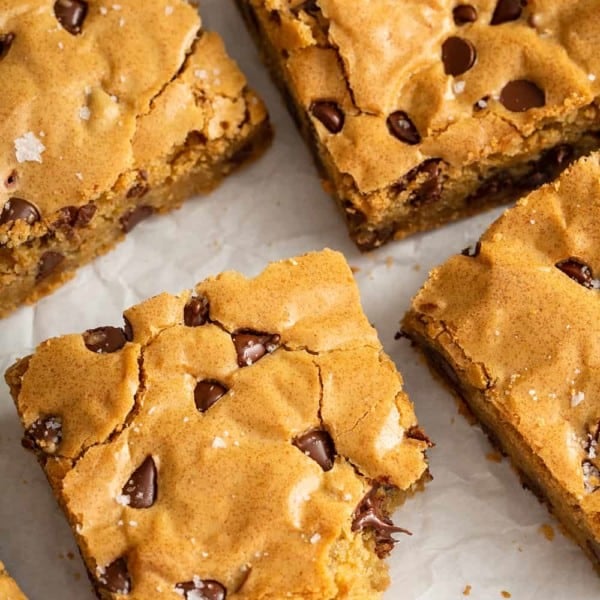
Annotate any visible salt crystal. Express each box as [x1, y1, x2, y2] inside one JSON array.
[[165, 5, 174, 15], [79, 106, 91, 120], [452, 80, 466, 94], [115, 494, 130, 506], [15, 132, 46, 164], [309, 533, 321, 544], [212, 436, 226, 449], [571, 391, 585, 407]]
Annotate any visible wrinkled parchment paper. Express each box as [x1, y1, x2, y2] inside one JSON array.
[[1, 2, 599, 598]]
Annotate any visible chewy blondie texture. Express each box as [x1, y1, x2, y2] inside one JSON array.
[[0, 561, 27, 600], [403, 154, 600, 572], [237, 0, 600, 250], [0, 0, 271, 318], [6, 249, 431, 599]]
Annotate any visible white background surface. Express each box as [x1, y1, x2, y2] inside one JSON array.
[[1, 2, 600, 598]]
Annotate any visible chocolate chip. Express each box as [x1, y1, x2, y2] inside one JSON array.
[[75, 202, 96, 227], [442, 36, 476, 76], [386, 111, 421, 145], [352, 485, 411, 558], [0, 33, 15, 60], [53, 203, 97, 229], [123, 317, 133, 342], [232, 330, 280, 367], [54, 0, 88, 35], [37, 251, 65, 281], [175, 580, 227, 600], [23, 416, 62, 454], [293, 429, 336, 471], [122, 456, 157, 509], [83, 326, 127, 353], [194, 380, 228, 413], [120, 205, 154, 233], [293, 0, 319, 15], [98, 557, 131, 594], [461, 241, 481, 257], [0, 197, 40, 226], [555, 258, 595, 288], [406, 425, 434, 447], [500, 80, 545, 112], [453, 5, 477, 24], [491, 0, 526, 25], [404, 159, 445, 207], [184, 295, 210, 327], [310, 101, 345, 134], [127, 183, 149, 199], [185, 130, 208, 146]]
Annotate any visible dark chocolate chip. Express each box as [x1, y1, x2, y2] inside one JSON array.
[[500, 80, 545, 112], [194, 380, 228, 413], [98, 557, 131, 594], [0, 33, 15, 60], [126, 183, 150, 199], [23, 416, 62, 454], [293, 429, 336, 471], [76, 202, 97, 226], [269, 10, 281, 24], [453, 4, 477, 24], [461, 241, 481, 257], [184, 295, 210, 327], [54, 0, 88, 35], [232, 330, 280, 367], [406, 425, 434, 447], [386, 111, 421, 145], [175, 579, 227, 600], [293, 0, 319, 15], [0, 197, 40, 226], [310, 101, 345, 134], [123, 317, 133, 342], [53, 203, 95, 228], [122, 456, 157, 509], [120, 205, 154, 233], [352, 485, 411, 558], [491, 0, 526, 25], [406, 160, 445, 207], [441, 36, 477, 76], [83, 326, 127, 353], [555, 258, 595, 288], [185, 130, 208, 146], [37, 251, 65, 281]]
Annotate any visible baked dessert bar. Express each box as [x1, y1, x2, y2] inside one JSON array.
[[0, 0, 271, 318], [6, 249, 431, 599], [237, 0, 600, 250], [0, 561, 27, 599], [403, 154, 600, 572]]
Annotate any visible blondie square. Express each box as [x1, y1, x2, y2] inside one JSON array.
[[0, 0, 271, 317], [403, 154, 600, 571], [237, 0, 600, 249], [6, 249, 430, 599]]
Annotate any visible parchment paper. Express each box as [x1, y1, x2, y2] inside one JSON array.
[[1, 2, 599, 598]]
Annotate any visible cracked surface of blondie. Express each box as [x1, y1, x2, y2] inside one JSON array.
[[6, 249, 430, 599]]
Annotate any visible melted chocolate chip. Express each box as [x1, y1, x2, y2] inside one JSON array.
[[83, 326, 127, 353], [185, 130, 208, 146], [98, 557, 131, 594], [126, 175, 150, 199], [442, 36, 477, 76], [23, 416, 62, 454], [386, 111, 421, 145], [0, 197, 40, 226], [406, 425, 434, 447], [491, 0, 526, 25], [37, 251, 65, 281], [75, 202, 96, 226], [122, 456, 157, 509], [555, 258, 595, 288], [175, 580, 227, 600], [52, 203, 96, 229], [352, 485, 411, 558], [0, 33, 15, 60], [293, 429, 336, 471], [184, 295, 210, 327], [123, 317, 134, 342], [194, 380, 228, 413], [461, 241, 481, 257], [54, 0, 88, 35], [232, 331, 280, 367], [500, 80, 545, 112], [453, 4, 477, 24], [310, 101, 345, 134], [120, 205, 154, 233]]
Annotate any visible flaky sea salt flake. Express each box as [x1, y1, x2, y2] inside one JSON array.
[[15, 132, 46, 164], [571, 391, 585, 407]]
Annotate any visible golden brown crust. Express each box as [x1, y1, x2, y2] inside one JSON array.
[[7, 249, 430, 599]]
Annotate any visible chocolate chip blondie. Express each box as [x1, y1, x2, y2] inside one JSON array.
[[6, 249, 431, 599], [0, 561, 27, 599], [237, 0, 600, 250], [0, 0, 271, 318], [403, 154, 600, 572]]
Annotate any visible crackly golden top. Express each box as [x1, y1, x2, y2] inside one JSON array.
[[257, 0, 599, 194], [0, 561, 27, 600], [10, 249, 429, 599], [0, 0, 265, 233], [408, 154, 600, 527]]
